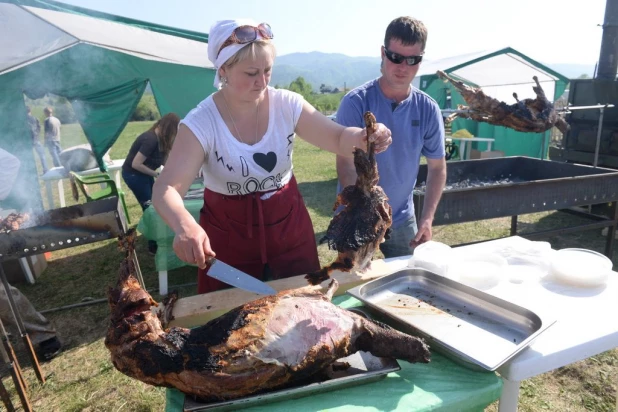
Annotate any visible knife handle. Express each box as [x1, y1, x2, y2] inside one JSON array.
[[205, 256, 216, 267]]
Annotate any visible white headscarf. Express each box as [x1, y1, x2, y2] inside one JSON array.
[[208, 19, 266, 89]]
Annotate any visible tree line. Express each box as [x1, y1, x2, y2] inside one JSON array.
[[275, 76, 345, 114]]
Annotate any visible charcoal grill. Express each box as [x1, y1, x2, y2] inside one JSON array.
[[0, 197, 143, 410], [0, 197, 128, 260], [414, 156, 618, 257]]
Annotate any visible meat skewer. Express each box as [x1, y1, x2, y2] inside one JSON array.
[[306, 112, 392, 285], [437, 70, 570, 134], [105, 230, 429, 402]]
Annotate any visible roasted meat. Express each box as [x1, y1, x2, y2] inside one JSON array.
[[105, 231, 429, 401], [0, 212, 30, 233], [437, 70, 569, 134], [307, 112, 392, 285]]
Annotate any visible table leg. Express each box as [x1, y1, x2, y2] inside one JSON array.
[[159, 270, 168, 296], [487, 141, 493, 151], [57, 180, 65, 208], [460, 142, 467, 160], [498, 377, 520, 412], [114, 170, 122, 189], [45, 181, 53, 209], [18, 258, 35, 284]]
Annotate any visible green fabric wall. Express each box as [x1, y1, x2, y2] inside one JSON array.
[[0, 44, 216, 211]]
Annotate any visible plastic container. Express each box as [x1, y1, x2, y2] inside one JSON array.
[[408, 241, 452, 277], [492, 240, 553, 284], [446, 253, 508, 290], [549, 248, 612, 288]]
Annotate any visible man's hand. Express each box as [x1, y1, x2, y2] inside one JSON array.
[[410, 219, 433, 248]]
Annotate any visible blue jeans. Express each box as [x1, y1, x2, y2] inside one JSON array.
[[33, 140, 49, 172], [45, 140, 62, 168], [122, 170, 155, 211], [379, 215, 418, 258]]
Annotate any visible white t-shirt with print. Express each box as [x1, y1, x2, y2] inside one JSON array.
[[181, 87, 302, 196]]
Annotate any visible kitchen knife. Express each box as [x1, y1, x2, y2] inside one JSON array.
[[205, 257, 277, 295]]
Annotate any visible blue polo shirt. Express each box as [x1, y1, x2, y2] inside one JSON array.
[[336, 78, 445, 229]]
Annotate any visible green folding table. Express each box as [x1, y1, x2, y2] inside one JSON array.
[[137, 198, 203, 295]]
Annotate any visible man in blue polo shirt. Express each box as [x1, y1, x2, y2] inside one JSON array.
[[336, 16, 447, 258]]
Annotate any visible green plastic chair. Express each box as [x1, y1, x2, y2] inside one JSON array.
[[69, 171, 131, 224]]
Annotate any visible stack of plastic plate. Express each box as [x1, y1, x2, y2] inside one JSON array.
[[549, 248, 612, 288]]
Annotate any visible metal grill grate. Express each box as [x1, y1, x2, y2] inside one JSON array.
[[413, 157, 618, 256], [0, 197, 127, 261]]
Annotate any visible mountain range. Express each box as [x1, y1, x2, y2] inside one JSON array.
[[272, 52, 380, 91], [271, 52, 597, 90]]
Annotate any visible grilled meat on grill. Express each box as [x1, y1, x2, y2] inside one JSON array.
[[437, 70, 570, 134], [0, 212, 30, 233], [307, 112, 393, 285], [105, 231, 429, 401]]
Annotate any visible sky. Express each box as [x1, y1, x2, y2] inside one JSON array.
[[60, 0, 607, 65]]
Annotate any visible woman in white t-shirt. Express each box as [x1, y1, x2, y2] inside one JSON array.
[[153, 19, 392, 294]]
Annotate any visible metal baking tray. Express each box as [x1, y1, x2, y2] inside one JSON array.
[[183, 328, 400, 410], [347, 268, 555, 371]]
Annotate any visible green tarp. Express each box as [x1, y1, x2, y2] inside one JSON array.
[[0, 0, 216, 210]]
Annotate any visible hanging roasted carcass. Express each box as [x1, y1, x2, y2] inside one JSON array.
[[437, 70, 570, 134], [306, 112, 392, 286], [105, 230, 429, 402]]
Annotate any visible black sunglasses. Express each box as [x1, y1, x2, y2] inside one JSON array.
[[384, 48, 423, 66]]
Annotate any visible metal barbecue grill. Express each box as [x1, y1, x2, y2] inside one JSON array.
[[0, 197, 128, 260], [0, 197, 142, 411], [414, 156, 618, 256]]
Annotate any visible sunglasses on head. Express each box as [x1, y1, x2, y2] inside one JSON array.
[[217, 23, 274, 57], [383, 48, 423, 66]]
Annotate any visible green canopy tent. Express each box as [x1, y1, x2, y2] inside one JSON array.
[[413, 47, 569, 159], [0, 0, 216, 210]]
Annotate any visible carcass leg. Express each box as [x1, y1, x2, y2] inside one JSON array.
[[324, 279, 339, 301], [354, 318, 430, 364]]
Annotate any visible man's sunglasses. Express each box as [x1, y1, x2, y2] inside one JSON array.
[[217, 23, 274, 57], [384, 48, 424, 66]]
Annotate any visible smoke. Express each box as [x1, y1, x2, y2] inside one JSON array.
[[0, 43, 114, 212]]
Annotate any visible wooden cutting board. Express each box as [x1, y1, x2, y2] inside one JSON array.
[[167, 258, 408, 328]]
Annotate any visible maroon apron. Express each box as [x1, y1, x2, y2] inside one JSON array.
[[197, 175, 320, 294]]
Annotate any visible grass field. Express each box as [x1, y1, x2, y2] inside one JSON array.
[[1, 120, 617, 411]]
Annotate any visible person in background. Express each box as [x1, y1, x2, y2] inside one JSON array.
[[152, 19, 392, 294], [27, 106, 48, 174], [0, 147, 62, 360], [122, 113, 180, 255], [335, 16, 447, 258], [43, 106, 62, 168]]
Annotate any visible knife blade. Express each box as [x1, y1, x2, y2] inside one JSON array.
[[205, 257, 277, 295]]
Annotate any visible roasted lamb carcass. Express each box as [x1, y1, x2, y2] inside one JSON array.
[[307, 112, 392, 285], [437, 70, 569, 134], [105, 231, 429, 402]]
